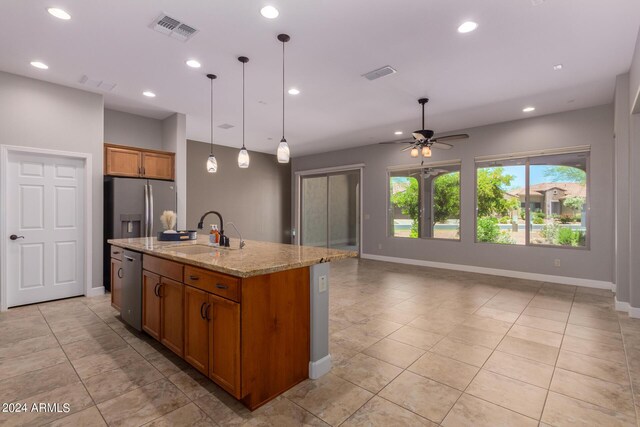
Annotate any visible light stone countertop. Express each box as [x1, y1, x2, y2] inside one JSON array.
[[107, 236, 357, 278]]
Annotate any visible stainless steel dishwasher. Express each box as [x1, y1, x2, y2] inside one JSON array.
[[121, 249, 142, 331]]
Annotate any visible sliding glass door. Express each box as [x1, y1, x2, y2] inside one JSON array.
[[300, 170, 360, 252]]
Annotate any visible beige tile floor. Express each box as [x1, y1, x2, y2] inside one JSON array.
[[2, 258, 640, 426]]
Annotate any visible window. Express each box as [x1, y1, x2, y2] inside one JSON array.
[[388, 163, 461, 240], [475, 149, 589, 248]]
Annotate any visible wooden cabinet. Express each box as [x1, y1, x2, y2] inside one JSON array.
[[184, 286, 210, 375], [209, 293, 241, 398], [105, 145, 141, 177], [142, 270, 161, 340], [110, 258, 123, 311], [160, 277, 184, 357], [141, 152, 174, 180], [104, 144, 174, 180], [183, 286, 241, 397], [139, 252, 309, 411]]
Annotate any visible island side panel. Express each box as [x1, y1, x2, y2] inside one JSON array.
[[309, 263, 331, 378], [240, 266, 310, 410]]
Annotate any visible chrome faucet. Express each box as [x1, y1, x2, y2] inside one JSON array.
[[197, 211, 229, 247], [227, 222, 245, 249]]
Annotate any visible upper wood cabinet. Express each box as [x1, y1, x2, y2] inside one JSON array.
[[105, 144, 174, 180]]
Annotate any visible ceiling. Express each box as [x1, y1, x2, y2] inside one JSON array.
[[1, 0, 638, 156]]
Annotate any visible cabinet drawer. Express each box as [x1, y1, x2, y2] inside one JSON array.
[[184, 266, 240, 302], [110, 246, 123, 261], [143, 255, 184, 282]]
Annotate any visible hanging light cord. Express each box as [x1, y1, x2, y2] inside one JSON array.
[[242, 60, 246, 149], [210, 77, 214, 155], [281, 39, 286, 142]]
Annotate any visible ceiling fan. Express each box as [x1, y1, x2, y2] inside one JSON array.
[[380, 98, 469, 158]]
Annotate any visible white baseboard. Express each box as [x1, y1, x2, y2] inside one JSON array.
[[615, 298, 630, 313], [86, 286, 105, 297], [309, 354, 332, 379], [361, 253, 614, 290]]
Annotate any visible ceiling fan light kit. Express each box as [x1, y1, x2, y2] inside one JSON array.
[[379, 97, 469, 159]]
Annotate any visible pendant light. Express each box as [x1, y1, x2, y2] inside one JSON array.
[[237, 56, 250, 168], [277, 33, 291, 163], [206, 74, 218, 173]]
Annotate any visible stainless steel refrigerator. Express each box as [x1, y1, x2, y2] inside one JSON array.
[[104, 177, 177, 291]]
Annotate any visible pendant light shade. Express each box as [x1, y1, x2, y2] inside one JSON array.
[[238, 148, 250, 168], [237, 56, 250, 168], [277, 33, 291, 163], [206, 74, 218, 173], [207, 154, 218, 173], [422, 146, 432, 157], [277, 140, 290, 163], [410, 147, 419, 158]]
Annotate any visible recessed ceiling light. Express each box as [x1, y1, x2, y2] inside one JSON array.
[[186, 59, 201, 68], [30, 61, 48, 69], [523, 106, 536, 113], [260, 6, 279, 19], [143, 91, 156, 98], [457, 21, 478, 33], [47, 7, 71, 20], [553, 64, 563, 71], [288, 88, 300, 95], [394, 131, 403, 135]]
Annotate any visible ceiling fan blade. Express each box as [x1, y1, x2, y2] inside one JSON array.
[[401, 144, 416, 152], [378, 139, 414, 145], [432, 142, 453, 150], [431, 133, 469, 143]]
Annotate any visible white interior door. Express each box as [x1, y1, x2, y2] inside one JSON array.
[[6, 151, 85, 307]]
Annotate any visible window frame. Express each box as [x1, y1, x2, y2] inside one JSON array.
[[473, 146, 590, 250], [387, 160, 462, 242]]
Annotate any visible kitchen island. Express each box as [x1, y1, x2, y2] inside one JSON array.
[[107, 236, 356, 410]]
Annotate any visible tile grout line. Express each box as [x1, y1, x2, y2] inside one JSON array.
[[36, 299, 110, 427]]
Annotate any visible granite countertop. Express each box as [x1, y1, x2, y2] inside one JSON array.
[[107, 236, 357, 278]]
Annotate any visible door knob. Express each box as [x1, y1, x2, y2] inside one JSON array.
[[9, 235, 24, 241]]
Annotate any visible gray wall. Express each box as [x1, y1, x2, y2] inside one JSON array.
[[104, 108, 163, 150], [293, 104, 614, 283], [186, 140, 291, 243], [0, 71, 104, 292], [162, 113, 187, 230], [622, 28, 640, 308]]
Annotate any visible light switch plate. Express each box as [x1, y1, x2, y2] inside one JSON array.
[[318, 275, 327, 293]]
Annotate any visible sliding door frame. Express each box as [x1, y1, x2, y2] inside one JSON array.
[[294, 164, 365, 255]]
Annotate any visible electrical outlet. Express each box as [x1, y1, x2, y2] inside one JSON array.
[[378, 243, 382, 250], [318, 275, 327, 293], [554, 259, 561, 267]]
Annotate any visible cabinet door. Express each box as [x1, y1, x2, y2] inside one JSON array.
[[209, 294, 241, 398], [142, 152, 174, 180], [184, 286, 209, 375], [105, 146, 141, 177], [142, 270, 161, 340], [110, 258, 123, 311], [160, 277, 184, 357]]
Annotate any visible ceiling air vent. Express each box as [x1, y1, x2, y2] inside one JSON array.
[[362, 65, 397, 81], [150, 13, 199, 42], [78, 75, 116, 92]]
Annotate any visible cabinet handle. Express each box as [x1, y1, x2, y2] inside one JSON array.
[[205, 303, 211, 321], [154, 283, 160, 297], [117, 268, 123, 279], [113, 251, 121, 255], [141, 166, 146, 176], [189, 275, 199, 281], [216, 283, 228, 290], [200, 302, 207, 320]]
